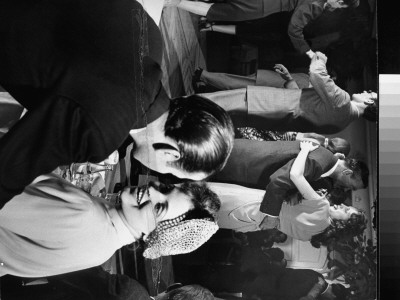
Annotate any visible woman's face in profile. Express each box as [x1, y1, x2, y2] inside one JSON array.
[[119, 181, 194, 237], [329, 204, 358, 220]]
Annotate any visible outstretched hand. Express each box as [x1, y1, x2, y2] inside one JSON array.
[[300, 140, 319, 152], [274, 64, 292, 81]]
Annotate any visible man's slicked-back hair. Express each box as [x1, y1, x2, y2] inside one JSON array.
[[167, 284, 215, 300], [362, 102, 377, 122], [165, 95, 235, 176], [344, 158, 369, 188]]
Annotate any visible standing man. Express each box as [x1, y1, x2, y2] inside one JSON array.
[[211, 139, 369, 229], [0, 0, 234, 207]]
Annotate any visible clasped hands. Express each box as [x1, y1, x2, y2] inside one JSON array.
[[307, 50, 328, 64], [260, 215, 280, 230]]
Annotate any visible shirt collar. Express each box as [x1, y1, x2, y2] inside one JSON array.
[[321, 160, 339, 178], [350, 102, 361, 119]]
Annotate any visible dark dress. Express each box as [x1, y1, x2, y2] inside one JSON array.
[[0, 0, 169, 206]]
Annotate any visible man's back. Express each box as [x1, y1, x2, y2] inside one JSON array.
[[212, 139, 301, 189], [0, 0, 168, 205], [212, 139, 335, 190]]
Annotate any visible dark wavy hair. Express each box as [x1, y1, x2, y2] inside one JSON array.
[[147, 181, 220, 222], [362, 101, 377, 122], [310, 209, 367, 248], [327, 137, 351, 156], [179, 181, 221, 222], [327, 187, 348, 205], [165, 95, 235, 177], [344, 157, 369, 188]]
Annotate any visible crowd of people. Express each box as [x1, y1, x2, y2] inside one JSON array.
[[0, 0, 376, 299]]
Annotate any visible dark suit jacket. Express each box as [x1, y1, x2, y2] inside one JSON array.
[[0, 0, 169, 205], [212, 140, 337, 216]]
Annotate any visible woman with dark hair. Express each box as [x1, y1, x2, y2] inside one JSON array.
[[310, 206, 367, 249], [0, 177, 220, 277], [213, 141, 366, 243], [173, 0, 360, 56]]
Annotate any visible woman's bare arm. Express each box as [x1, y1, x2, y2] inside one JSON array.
[[289, 141, 321, 201]]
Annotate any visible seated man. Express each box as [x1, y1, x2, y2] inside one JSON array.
[[200, 52, 377, 134], [0, 0, 235, 206], [0, 174, 220, 278]]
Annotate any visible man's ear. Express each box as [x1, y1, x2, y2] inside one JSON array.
[[160, 149, 181, 162], [364, 98, 375, 106], [342, 169, 353, 176], [334, 153, 345, 160], [153, 143, 181, 162]]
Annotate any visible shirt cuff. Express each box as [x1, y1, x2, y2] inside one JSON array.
[[262, 212, 279, 218]]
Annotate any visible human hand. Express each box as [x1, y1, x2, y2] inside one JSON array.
[[306, 50, 316, 60], [260, 215, 280, 230], [314, 51, 327, 64], [274, 64, 292, 81], [316, 188, 327, 197], [300, 140, 319, 152], [334, 152, 345, 160]]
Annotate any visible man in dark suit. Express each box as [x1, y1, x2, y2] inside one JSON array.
[[0, 0, 234, 207], [212, 139, 369, 229]]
